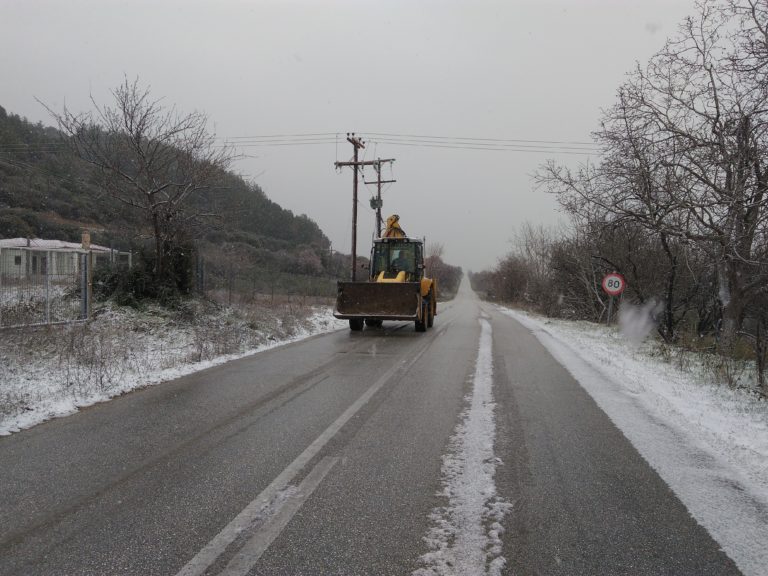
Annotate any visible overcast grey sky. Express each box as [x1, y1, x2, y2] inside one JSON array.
[[1, 0, 695, 271]]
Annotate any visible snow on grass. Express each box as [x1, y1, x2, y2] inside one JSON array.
[[0, 284, 80, 326], [501, 306, 768, 576], [0, 303, 346, 436], [414, 316, 511, 576]]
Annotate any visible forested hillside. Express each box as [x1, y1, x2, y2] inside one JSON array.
[[0, 104, 343, 295], [0, 105, 328, 250]]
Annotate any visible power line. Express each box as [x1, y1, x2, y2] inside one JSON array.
[[216, 132, 603, 154], [0, 130, 604, 156], [216, 140, 337, 148], [218, 131, 600, 148], [364, 131, 597, 146], [0, 154, 90, 190], [220, 136, 338, 144], [219, 132, 338, 140], [0, 129, 598, 146], [0, 143, 67, 152], [367, 136, 601, 152], [365, 139, 600, 156]]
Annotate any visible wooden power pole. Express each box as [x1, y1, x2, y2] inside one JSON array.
[[335, 133, 394, 280], [364, 158, 396, 236]]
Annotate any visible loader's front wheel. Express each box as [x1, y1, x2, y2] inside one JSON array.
[[415, 301, 427, 332], [349, 318, 364, 331], [427, 298, 435, 328]]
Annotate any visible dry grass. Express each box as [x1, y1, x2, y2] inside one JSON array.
[[0, 293, 333, 423], [650, 333, 757, 394]]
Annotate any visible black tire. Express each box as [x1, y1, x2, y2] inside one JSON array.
[[427, 297, 435, 328], [349, 318, 364, 331], [415, 300, 427, 332]]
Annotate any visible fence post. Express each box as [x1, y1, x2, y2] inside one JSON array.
[[0, 247, 3, 327], [45, 250, 51, 324], [80, 252, 89, 320], [88, 251, 93, 317]]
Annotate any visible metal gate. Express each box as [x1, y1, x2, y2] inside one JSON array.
[[0, 247, 90, 328]]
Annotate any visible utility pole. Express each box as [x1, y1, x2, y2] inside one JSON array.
[[335, 133, 394, 281], [364, 158, 396, 236]]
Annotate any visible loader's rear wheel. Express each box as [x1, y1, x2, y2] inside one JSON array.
[[349, 318, 364, 331]]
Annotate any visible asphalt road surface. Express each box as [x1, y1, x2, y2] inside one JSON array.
[[0, 281, 743, 575]]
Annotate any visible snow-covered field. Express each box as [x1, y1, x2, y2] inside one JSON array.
[[0, 301, 346, 436], [501, 306, 768, 576]]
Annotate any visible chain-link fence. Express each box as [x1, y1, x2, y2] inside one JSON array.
[[193, 252, 342, 306], [0, 247, 91, 328]]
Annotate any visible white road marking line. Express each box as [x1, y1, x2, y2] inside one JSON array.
[[175, 334, 435, 576], [220, 456, 339, 576]]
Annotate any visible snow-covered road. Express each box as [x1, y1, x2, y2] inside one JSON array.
[[0, 288, 761, 575]]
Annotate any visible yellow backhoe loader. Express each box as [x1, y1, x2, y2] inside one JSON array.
[[334, 215, 437, 332]]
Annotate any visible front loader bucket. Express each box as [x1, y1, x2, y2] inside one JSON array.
[[334, 281, 421, 320]]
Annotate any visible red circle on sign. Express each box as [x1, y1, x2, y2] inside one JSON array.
[[602, 273, 626, 296]]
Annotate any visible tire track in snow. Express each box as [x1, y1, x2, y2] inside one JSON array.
[[414, 316, 511, 576]]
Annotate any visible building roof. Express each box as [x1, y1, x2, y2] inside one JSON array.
[[0, 238, 112, 252]]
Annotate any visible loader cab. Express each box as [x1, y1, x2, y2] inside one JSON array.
[[370, 238, 424, 281]]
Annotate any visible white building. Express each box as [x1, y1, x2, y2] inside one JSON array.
[[0, 236, 130, 281]]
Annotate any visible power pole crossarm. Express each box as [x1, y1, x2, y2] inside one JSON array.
[[335, 159, 394, 168]]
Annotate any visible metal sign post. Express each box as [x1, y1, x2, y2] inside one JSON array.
[[601, 272, 626, 324], [607, 297, 615, 325]]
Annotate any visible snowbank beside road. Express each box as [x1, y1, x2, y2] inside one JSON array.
[[501, 307, 768, 576], [0, 305, 346, 436]]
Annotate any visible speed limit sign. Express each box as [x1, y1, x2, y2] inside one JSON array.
[[601, 273, 626, 296]]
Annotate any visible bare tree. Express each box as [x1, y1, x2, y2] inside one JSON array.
[[539, 0, 768, 350], [425, 242, 444, 279], [640, 1, 768, 349], [424, 242, 463, 297], [44, 78, 234, 281], [726, 0, 768, 86]]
